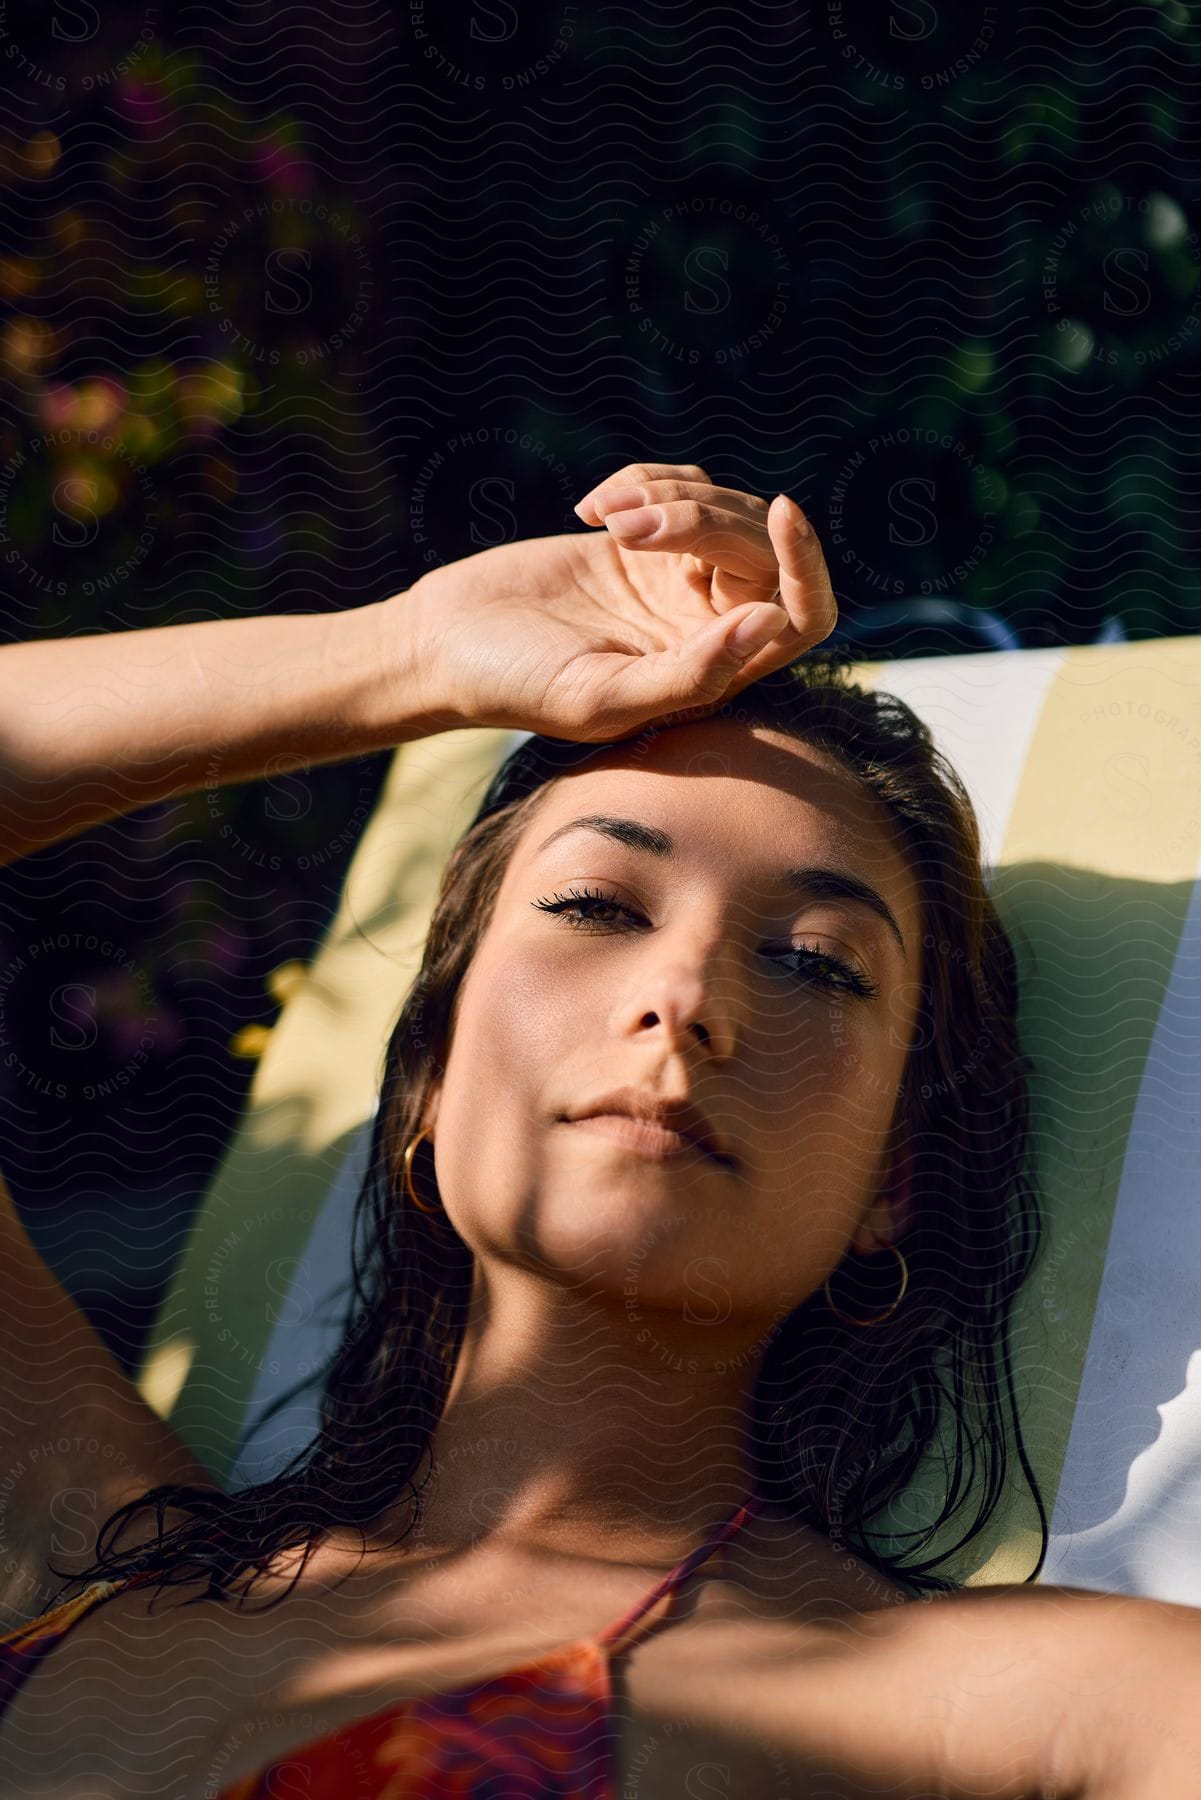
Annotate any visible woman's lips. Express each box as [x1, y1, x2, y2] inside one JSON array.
[[566, 1113, 716, 1161]]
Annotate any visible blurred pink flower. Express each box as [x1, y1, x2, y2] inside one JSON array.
[[38, 383, 76, 428], [118, 78, 171, 133], [257, 143, 312, 197]]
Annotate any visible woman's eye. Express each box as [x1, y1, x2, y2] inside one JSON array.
[[529, 887, 879, 1000], [530, 885, 642, 932]]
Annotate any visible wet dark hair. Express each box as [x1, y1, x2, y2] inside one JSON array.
[[51, 646, 1047, 1612]]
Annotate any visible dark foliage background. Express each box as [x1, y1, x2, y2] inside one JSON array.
[[1, 0, 1198, 1370]]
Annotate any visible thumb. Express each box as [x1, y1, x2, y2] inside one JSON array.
[[589, 602, 791, 734], [680, 601, 792, 705], [678, 601, 793, 697], [682, 601, 792, 697], [714, 601, 791, 661]]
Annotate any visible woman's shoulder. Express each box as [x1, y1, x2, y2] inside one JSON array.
[[0, 1561, 301, 1792], [0, 1578, 127, 1735], [724, 1501, 917, 1624], [749, 1575, 1200, 1798]]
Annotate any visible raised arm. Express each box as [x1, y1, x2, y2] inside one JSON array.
[[0, 464, 836, 866], [0, 595, 453, 867]]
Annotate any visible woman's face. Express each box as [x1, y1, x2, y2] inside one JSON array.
[[425, 720, 926, 1349]]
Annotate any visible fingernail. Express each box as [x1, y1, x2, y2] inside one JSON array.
[[605, 505, 661, 540], [778, 494, 810, 540]]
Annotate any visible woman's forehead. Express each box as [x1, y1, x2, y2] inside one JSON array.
[[527, 724, 890, 849]]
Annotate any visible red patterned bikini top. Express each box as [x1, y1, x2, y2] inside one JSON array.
[[0, 1492, 763, 1797]]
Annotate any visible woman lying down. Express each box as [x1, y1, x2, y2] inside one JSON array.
[[0, 461, 1196, 1796]]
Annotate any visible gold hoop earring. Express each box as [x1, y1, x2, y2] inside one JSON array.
[[823, 1242, 909, 1327], [403, 1127, 443, 1213]]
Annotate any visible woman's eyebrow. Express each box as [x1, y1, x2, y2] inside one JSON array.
[[533, 813, 908, 961]]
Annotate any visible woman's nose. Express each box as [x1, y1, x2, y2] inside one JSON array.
[[612, 951, 740, 1060]]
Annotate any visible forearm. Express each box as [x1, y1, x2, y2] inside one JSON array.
[[0, 596, 450, 865]]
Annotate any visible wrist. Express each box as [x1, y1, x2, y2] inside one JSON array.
[[363, 589, 469, 744]]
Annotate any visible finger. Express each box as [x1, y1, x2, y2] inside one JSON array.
[[766, 493, 838, 645], [596, 479, 769, 531], [590, 500, 775, 580], [588, 477, 761, 518], [573, 462, 711, 525]]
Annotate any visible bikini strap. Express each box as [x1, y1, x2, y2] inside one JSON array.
[[0, 1579, 119, 1653], [596, 1492, 764, 1657]]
